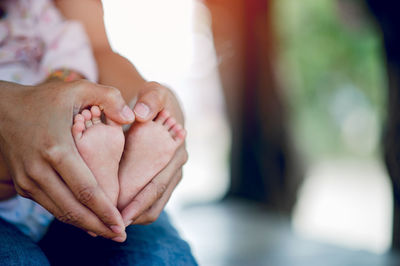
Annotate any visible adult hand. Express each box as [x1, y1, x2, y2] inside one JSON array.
[[0, 80, 134, 241], [119, 82, 188, 225]]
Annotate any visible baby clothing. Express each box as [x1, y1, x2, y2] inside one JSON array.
[[0, 0, 98, 241], [0, 0, 97, 84], [0, 196, 54, 242]]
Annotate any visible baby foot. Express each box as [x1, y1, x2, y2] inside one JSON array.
[[72, 106, 125, 205], [117, 110, 186, 210]]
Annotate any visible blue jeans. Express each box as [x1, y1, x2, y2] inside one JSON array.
[[0, 212, 197, 266]]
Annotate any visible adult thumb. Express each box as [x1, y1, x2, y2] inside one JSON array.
[[76, 81, 135, 124]]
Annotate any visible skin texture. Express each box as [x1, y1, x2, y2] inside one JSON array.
[[72, 106, 125, 206], [0, 0, 188, 242], [55, 0, 188, 226], [0, 79, 134, 241], [118, 110, 186, 212]]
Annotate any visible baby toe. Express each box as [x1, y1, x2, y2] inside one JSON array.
[[91, 106, 102, 124], [74, 114, 85, 123], [170, 124, 186, 142], [82, 109, 93, 128], [81, 109, 92, 120], [164, 117, 176, 131], [155, 110, 170, 124], [72, 117, 85, 139]]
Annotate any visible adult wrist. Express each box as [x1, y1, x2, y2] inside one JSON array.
[[46, 69, 84, 82], [0, 81, 26, 124]]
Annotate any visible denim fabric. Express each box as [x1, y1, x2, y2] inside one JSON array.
[[0, 196, 53, 242], [0, 212, 197, 266], [0, 218, 50, 266]]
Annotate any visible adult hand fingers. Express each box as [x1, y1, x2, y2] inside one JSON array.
[[133, 82, 168, 122], [121, 146, 187, 225], [15, 158, 126, 241], [30, 189, 98, 238], [14, 175, 63, 219], [33, 165, 126, 241], [13, 168, 97, 236], [43, 146, 126, 238], [15, 176, 100, 238], [74, 80, 134, 124], [131, 169, 182, 225]]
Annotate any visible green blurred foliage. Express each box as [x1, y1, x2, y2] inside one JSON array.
[[274, 0, 387, 161]]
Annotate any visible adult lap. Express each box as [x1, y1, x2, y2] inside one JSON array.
[[0, 218, 50, 266], [0, 212, 196, 265], [38, 211, 197, 266]]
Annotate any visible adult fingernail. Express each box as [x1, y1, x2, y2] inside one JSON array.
[[125, 220, 133, 227], [134, 103, 150, 119], [110, 225, 124, 234], [112, 236, 126, 243], [122, 105, 135, 122], [87, 231, 97, 237]]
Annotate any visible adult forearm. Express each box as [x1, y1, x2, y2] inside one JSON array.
[[95, 49, 147, 103]]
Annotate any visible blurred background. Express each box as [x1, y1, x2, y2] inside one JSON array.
[[102, 0, 400, 265]]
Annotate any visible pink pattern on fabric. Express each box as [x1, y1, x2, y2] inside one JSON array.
[[0, 36, 45, 69], [0, 0, 98, 85]]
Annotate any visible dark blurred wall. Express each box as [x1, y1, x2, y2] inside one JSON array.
[[366, 0, 400, 250], [204, 0, 300, 211]]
